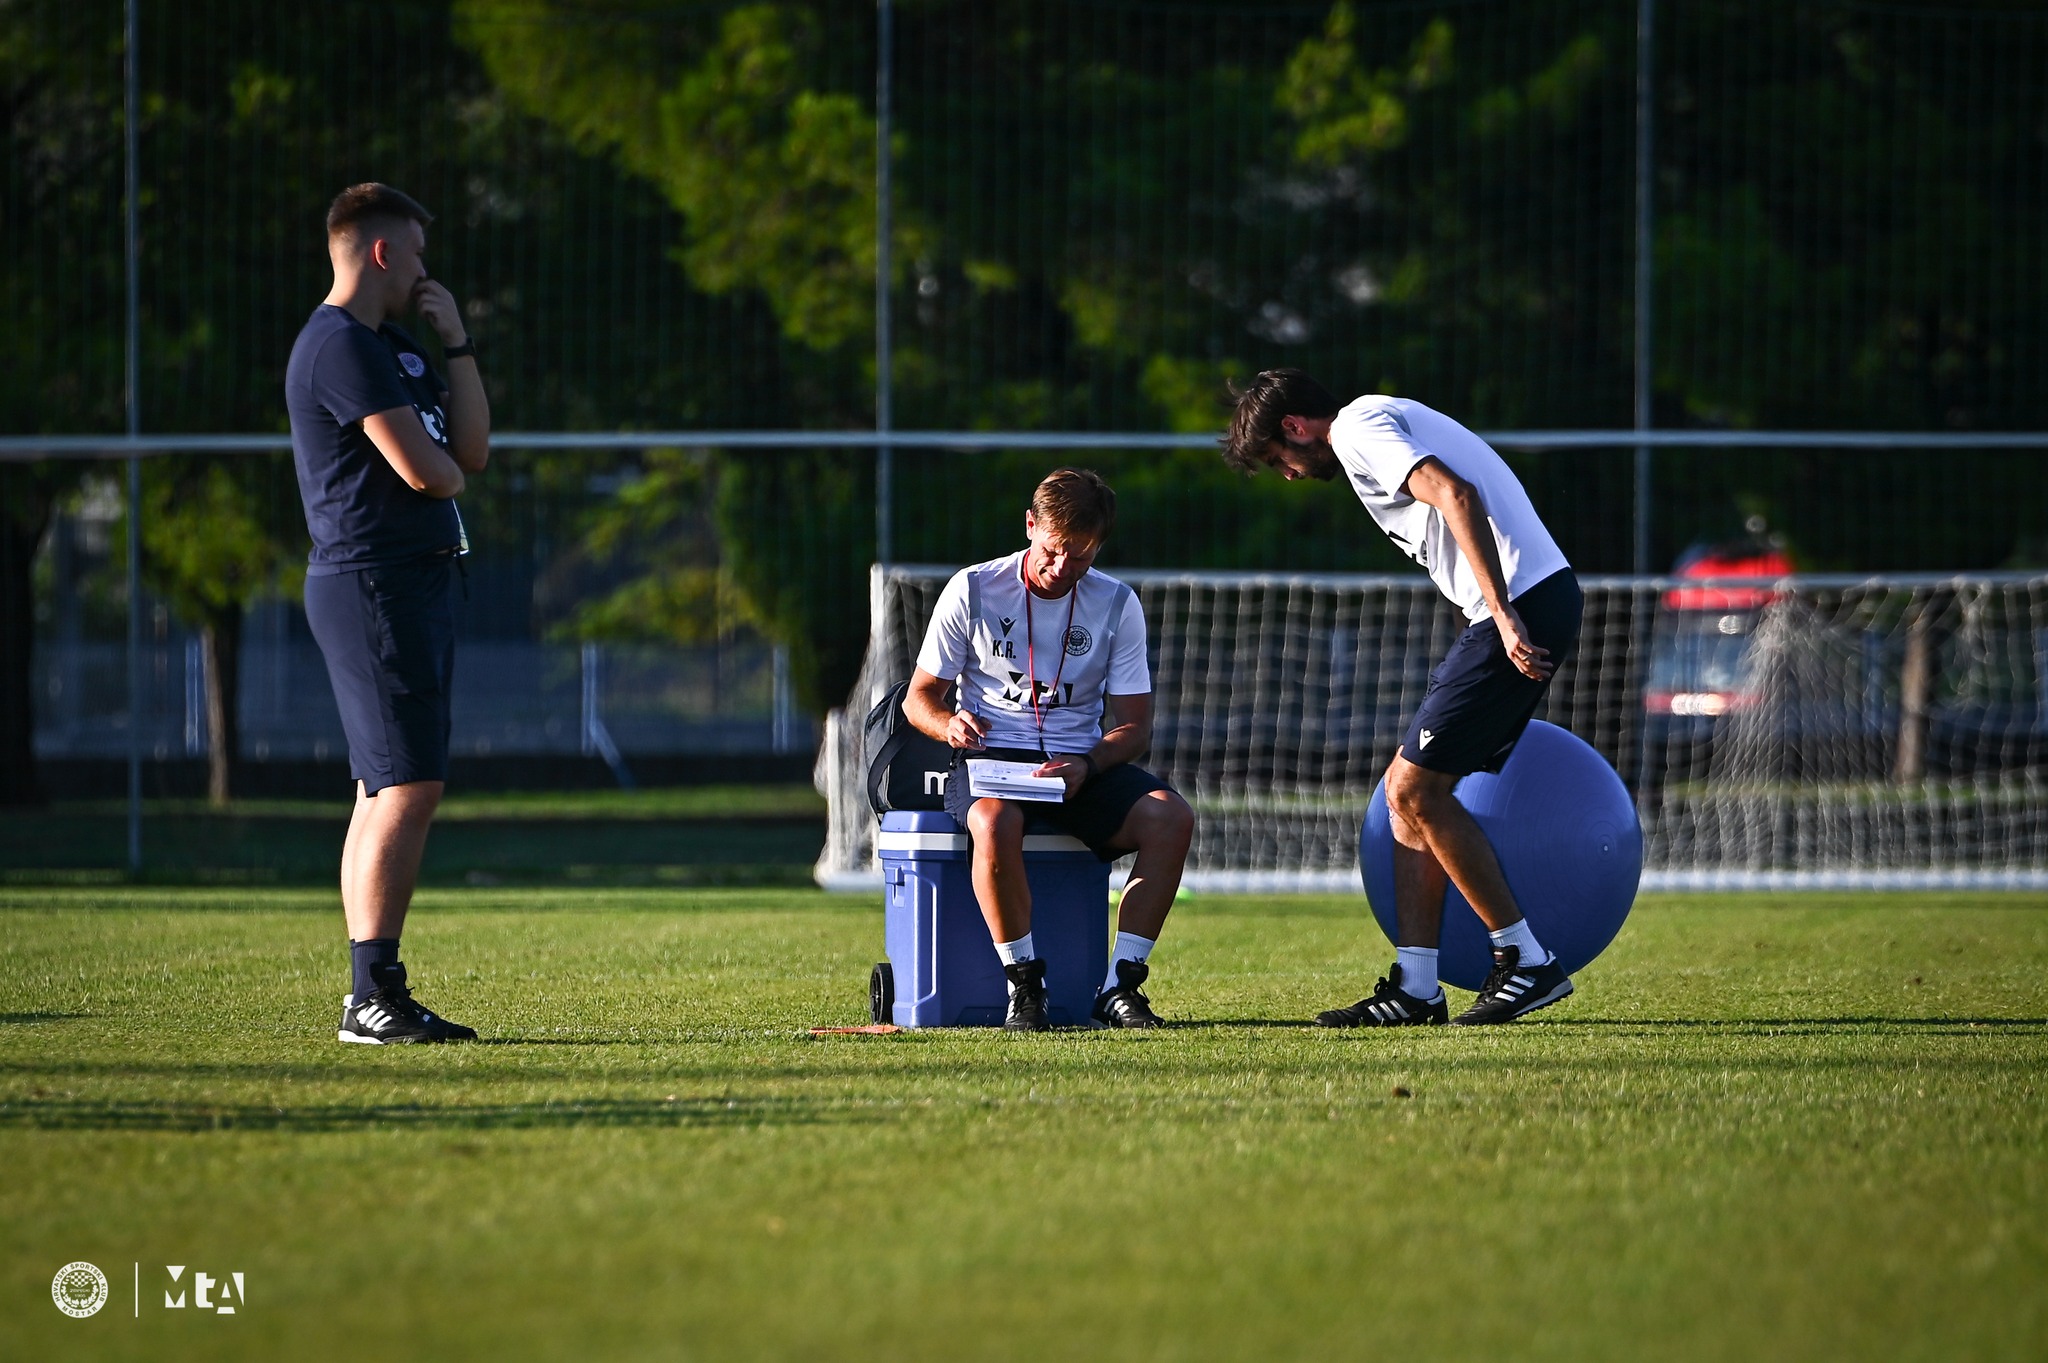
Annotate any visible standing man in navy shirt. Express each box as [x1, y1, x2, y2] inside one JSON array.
[[287, 183, 489, 1044]]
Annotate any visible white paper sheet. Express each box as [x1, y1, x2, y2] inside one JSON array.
[[964, 757, 1067, 803]]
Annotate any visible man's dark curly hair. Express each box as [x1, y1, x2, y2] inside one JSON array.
[[1220, 368, 1343, 474]]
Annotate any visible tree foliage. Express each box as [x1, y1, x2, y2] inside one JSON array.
[[12, 0, 2048, 742]]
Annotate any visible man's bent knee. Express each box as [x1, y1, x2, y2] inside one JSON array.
[[1385, 759, 1457, 827], [966, 797, 1024, 847], [1117, 789, 1195, 856]]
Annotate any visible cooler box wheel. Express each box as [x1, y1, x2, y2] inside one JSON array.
[[869, 961, 895, 1024]]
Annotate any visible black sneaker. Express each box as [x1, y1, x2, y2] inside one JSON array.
[[338, 964, 478, 1045], [1003, 958, 1052, 1032], [1315, 963, 1448, 1027], [1092, 958, 1164, 1029], [1448, 947, 1573, 1026]]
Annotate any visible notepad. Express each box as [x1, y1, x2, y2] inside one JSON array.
[[964, 757, 1067, 802]]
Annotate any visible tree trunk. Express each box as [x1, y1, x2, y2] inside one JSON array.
[[203, 605, 243, 806], [0, 471, 56, 808]]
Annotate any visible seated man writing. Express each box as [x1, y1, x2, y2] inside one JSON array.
[[903, 468, 1196, 1032]]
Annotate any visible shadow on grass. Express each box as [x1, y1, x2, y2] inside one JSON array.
[[0, 1093, 859, 1133], [1554, 1016, 2048, 1032], [0, 1013, 88, 1025], [1173, 1019, 1322, 1030], [471, 1037, 644, 1046]]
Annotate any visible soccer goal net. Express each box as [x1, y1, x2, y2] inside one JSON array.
[[817, 566, 2048, 891]]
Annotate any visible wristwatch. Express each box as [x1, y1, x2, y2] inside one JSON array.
[[443, 337, 476, 359]]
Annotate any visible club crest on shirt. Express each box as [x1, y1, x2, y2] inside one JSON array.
[[399, 352, 426, 378], [1064, 625, 1092, 656]]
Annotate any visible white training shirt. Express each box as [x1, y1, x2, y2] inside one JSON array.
[[914, 551, 1151, 754], [1330, 395, 1570, 622]]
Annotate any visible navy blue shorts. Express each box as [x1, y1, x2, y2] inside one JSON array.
[[943, 746, 1174, 862], [304, 556, 456, 795], [1402, 569, 1583, 776]]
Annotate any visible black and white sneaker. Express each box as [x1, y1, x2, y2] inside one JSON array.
[[1448, 946, 1573, 1026], [338, 964, 478, 1045], [1003, 958, 1052, 1033], [1315, 963, 1449, 1027], [1092, 958, 1164, 1029]]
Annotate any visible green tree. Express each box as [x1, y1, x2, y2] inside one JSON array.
[[130, 455, 301, 803], [1, 0, 122, 804]]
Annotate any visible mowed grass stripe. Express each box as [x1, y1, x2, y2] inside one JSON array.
[[0, 890, 2043, 1363]]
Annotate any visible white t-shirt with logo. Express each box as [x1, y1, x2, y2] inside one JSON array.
[[915, 552, 1151, 754], [1330, 395, 1570, 622]]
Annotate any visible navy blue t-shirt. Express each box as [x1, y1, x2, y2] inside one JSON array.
[[286, 304, 462, 575]]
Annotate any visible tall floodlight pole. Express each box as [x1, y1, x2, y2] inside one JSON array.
[[124, 0, 143, 871], [1632, 0, 1655, 575], [874, 0, 894, 567]]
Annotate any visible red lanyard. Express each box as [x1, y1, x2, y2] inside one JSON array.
[[1022, 566, 1077, 751]]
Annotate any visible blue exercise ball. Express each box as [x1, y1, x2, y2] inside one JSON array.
[[1359, 720, 1642, 992]]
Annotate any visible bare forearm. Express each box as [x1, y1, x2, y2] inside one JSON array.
[[1440, 487, 1513, 616], [904, 686, 954, 743], [1083, 695, 1154, 770], [1084, 720, 1148, 770], [444, 359, 490, 473]]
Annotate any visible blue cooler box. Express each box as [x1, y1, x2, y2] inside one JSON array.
[[876, 810, 1110, 1027]]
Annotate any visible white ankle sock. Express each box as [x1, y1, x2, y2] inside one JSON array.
[[1488, 920, 1551, 966], [995, 933, 1036, 995], [1101, 931, 1156, 994], [1395, 946, 1441, 1000]]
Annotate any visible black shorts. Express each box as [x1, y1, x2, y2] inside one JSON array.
[[304, 556, 456, 795], [943, 746, 1174, 862], [1402, 568, 1583, 776]]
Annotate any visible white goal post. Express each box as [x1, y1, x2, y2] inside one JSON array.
[[817, 565, 2048, 892]]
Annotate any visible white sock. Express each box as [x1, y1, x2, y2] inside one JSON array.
[[995, 933, 1036, 995], [1394, 946, 1442, 1001], [1488, 920, 1552, 966], [1101, 931, 1156, 994]]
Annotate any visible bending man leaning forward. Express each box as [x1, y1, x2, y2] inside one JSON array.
[[903, 468, 1196, 1031], [1224, 370, 1585, 1026]]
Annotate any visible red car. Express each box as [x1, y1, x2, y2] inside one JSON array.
[[1643, 540, 1794, 720]]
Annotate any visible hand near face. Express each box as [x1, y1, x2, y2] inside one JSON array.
[[411, 278, 466, 348]]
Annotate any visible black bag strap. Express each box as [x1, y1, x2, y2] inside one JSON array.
[[864, 680, 912, 814]]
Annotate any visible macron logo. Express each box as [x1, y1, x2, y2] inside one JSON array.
[[1418, 728, 1436, 748]]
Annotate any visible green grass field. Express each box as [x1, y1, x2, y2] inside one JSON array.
[[3, 887, 2044, 1362]]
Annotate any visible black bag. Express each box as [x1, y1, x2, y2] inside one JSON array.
[[863, 679, 957, 813]]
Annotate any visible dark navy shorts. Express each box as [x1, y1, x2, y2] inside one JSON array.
[[304, 555, 456, 796], [943, 746, 1175, 862], [1402, 568, 1583, 776]]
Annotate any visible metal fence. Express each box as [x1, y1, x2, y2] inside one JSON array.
[[10, 0, 2048, 855], [33, 628, 806, 764]]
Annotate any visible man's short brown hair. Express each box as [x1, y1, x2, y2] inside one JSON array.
[[1030, 467, 1117, 542], [326, 183, 433, 246], [1221, 368, 1342, 474]]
